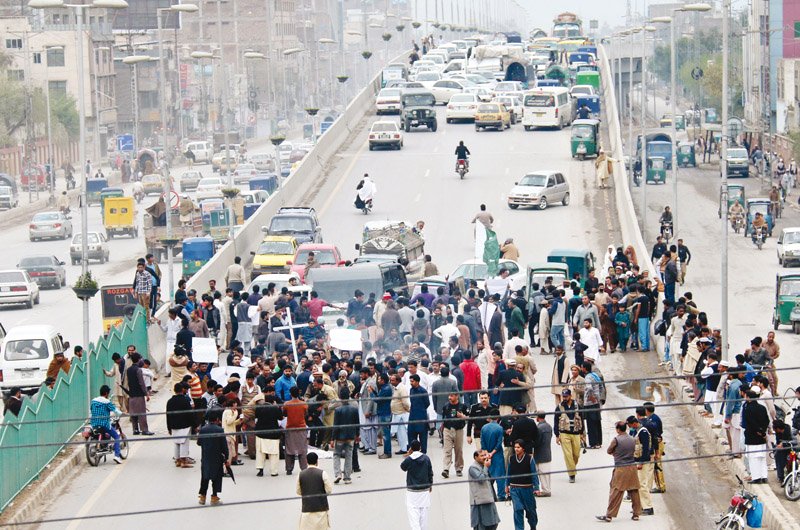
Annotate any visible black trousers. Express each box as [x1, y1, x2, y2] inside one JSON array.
[[584, 404, 602, 447], [199, 475, 222, 496], [351, 444, 361, 471], [775, 448, 789, 483]]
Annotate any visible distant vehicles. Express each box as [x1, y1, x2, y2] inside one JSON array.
[[494, 95, 523, 124], [0, 269, 40, 308], [29, 211, 73, 241], [446, 94, 480, 122], [0, 185, 18, 210], [17, 256, 66, 289], [179, 170, 203, 192], [288, 243, 345, 282], [141, 174, 164, 196], [726, 147, 750, 178], [375, 88, 403, 115], [522, 87, 574, 130], [475, 102, 511, 131], [232, 163, 258, 185], [184, 141, 213, 164], [195, 177, 225, 201], [250, 153, 276, 172], [250, 235, 299, 279], [507, 171, 570, 210], [569, 85, 595, 98], [414, 71, 442, 89], [265, 206, 323, 244], [69, 232, 110, 265], [368, 121, 404, 150], [430, 79, 469, 105]]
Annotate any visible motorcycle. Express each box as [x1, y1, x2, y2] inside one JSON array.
[[82, 418, 128, 466], [660, 222, 673, 244], [730, 213, 744, 234], [65, 173, 76, 190], [715, 476, 757, 530], [354, 195, 372, 215], [59, 205, 71, 216], [783, 446, 800, 501], [752, 225, 766, 250], [134, 189, 144, 204], [456, 158, 469, 179]]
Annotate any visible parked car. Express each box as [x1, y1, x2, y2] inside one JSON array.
[[446, 93, 480, 122], [288, 243, 346, 282], [195, 177, 225, 201], [0, 185, 18, 210], [0, 269, 40, 308], [69, 232, 110, 264], [233, 163, 258, 185], [179, 170, 203, 192], [29, 211, 73, 241], [375, 87, 403, 115], [507, 171, 570, 210], [17, 256, 66, 289], [368, 121, 404, 150]]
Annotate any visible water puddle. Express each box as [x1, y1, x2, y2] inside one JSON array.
[[616, 379, 674, 403]]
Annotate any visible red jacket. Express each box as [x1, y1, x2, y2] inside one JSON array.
[[460, 358, 482, 391]]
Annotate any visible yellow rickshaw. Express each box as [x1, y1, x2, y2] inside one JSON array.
[[104, 196, 138, 239]]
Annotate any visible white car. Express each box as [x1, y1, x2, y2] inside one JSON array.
[[195, 177, 225, 200], [448, 258, 526, 293], [430, 79, 470, 105], [69, 232, 110, 264], [178, 170, 203, 192], [424, 53, 447, 69], [250, 153, 276, 172], [492, 81, 524, 97], [494, 95, 523, 124], [28, 211, 73, 241], [777, 227, 800, 266], [375, 87, 403, 115], [570, 84, 596, 98], [414, 71, 441, 89], [463, 86, 493, 102], [232, 163, 257, 185], [0, 270, 40, 308], [368, 121, 404, 150], [446, 94, 480, 122]]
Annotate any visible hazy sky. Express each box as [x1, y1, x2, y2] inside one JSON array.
[[524, 0, 629, 32]]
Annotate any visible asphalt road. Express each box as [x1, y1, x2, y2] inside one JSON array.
[[28, 101, 734, 529]]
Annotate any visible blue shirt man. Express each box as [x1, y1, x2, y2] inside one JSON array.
[[274, 367, 297, 402]]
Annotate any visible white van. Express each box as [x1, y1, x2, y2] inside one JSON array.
[[522, 87, 574, 130], [0, 325, 66, 393], [185, 141, 213, 164]]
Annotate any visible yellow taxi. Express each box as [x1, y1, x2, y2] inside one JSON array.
[[475, 102, 511, 131], [141, 173, 165, 195], [250, 235, 299, 280], [212, 152, 239, 174]]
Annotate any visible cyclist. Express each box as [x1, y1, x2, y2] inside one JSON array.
[[454, 140, 471, 171], [90, 384, 124, 464]]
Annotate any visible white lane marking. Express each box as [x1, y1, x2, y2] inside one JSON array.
[[424, 169, 431, 178], [433, 146, 439, 153], [319, 140, 368, 218], [414, 193, 421, 202], [505, 168, 510, 175]]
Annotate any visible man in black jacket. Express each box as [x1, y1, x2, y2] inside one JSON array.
[[467, 391, 494, 450], [126, 352, 153, 435], [197, 409, 229, 505], [743, 387, 771, 484], [510, 404, 538, 454], [401, 439, 434, 530], [166, 383, 195, 468], [330, 387, 360, 484]]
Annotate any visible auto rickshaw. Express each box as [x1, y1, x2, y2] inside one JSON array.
[[104, 196, 137, 239], [675, 114, 686, 131], [546, 249, 596, 286], [745, 198, 774, 237], [718, 183, 746, 218], [772, 272, 800, 333], [570, 119, 599, 160], [575, 95, 600, 118], [659, 114, 673, 128], [182, 236, 215, 278], [249, 174, 279, 195], [526, 262, 570, 299], [86, 178, 109, 206], [646, 156, 667, 184], [100, 284, 137, 334], [99, 187, 125, 221], [676, 142, 696, 168]]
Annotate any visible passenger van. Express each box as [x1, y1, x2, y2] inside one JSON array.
[[0, 325, 66, 394], [522, 87, 574, 130], [307, 263, 409, 304], [185, 141, 213, 164]]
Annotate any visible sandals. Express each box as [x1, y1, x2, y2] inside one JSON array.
[[595, 516, 612, 522], [632, 515, 640, 521]]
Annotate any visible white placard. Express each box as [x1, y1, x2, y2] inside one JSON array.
[[329, 328, 363, 351], [192, 338, 219, 364], [210, 365, 248, 383]]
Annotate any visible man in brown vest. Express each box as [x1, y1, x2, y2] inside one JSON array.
[[296, 452, 333, 529]]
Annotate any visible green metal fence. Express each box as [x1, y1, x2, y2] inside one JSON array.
[[0, 305, 149, 513]]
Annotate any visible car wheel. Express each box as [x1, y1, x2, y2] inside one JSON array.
[[61, 275, 66, 287], [25, 297, 33, 309], [446, 118, 452, 124], [30, 236, 35, 242], [405, 122, 411, 132], [539, 197, 548, 210], [34, 293, 40, 305], [562, 192, 570, 206], [524, 125, 531, 131], [369, 145, 374, 151], [430, 121, 438, 132], [509, 204, 519, 210], [475, 125, 480, 131]]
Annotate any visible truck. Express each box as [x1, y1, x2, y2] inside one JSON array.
[[213, 131, 242, 150], [467, 45, 534, 85], [355, 221, 425, 281], [552, 12, 583, 39], [143, 200, 204, 260]]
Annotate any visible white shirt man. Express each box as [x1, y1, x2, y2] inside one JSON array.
[[503, 334, 527, 360], [160, 312, 182, 376], [433, 319, 460, 344], [578, 320, 603, 363]]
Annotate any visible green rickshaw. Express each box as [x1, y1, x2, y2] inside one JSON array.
[[675, 114, 686, 131], [546, 249, 596, 283], [772, 272, 800, 333], [570, 119, 600, 160], [676, 142, 696, 168], [646, 156, 667, 184], [718, 183, 746, 218]]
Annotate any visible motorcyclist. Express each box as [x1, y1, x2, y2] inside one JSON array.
[[752, 212, 768, 242], [659, 206, 673, 237], [356, 173, 376, 210], [57, 191, 70, 214], [132, 180, 144, 201], [728, 200, 744, 222], [89, 385, 123, 464], [454, 140, 470, 171]]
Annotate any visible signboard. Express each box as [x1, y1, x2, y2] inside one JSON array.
[[191, 337, 218, 363], [117, 134, 134, 152], [589, 19, 598, 30], [329, 328, 363, 351]]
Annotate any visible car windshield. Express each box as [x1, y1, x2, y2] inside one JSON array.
[[572, 87, 591, 95], [237, 164, 255, 171], [417, 73, 439, 81], [0, 271, 25, 283], [728, 149, 747, 159], [33, 213, 60, 222], [519, 174, 548, 187], [4, 339, 49, 361], [379, 89, 402, 97], [295, 249, 336, 265], [524, 94, 555, 107], [72, 233, 99, 244], [270, 216, 314, 233], [258, 241, 295, 255], [478, 104, 499, 113], [779, 279, 800, 296], [403, 94, 435, 106], [19, 257, 55, 267], [452, 263, 488, 280], [572, 125, 594, 139], [0, 186, 11, 195], [198, 179, 221, 187], [450, 95, 475, 103], [372, 123, 397, 132], [784, 232, 800, 244]]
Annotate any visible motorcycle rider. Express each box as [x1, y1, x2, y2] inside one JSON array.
[[356, 173, 377, 211], [132, 179, 145, 202], [57, 191, 70, 214], [454, 140, 470, 171], [728, 200, 744, 229], [658, 206, 673, 237], [89, 384, 124, 464], [752, 212, 768, 243]]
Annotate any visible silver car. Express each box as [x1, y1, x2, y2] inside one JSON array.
[[179, 170, 203, 192], [29, 211, 73, 241], [251, 153, 276, 172], [507, 171, 570, 210], [69, 232, 110, 265]]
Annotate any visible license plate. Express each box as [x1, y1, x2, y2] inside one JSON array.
[[20, 371, 35, 379], [534, 113, 543, 117], [380, 134, 389, 139]]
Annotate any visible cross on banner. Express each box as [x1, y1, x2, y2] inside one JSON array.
[[273, 309, 310, 364]]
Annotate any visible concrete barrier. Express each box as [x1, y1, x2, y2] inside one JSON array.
[[147, 52, 408, 369]]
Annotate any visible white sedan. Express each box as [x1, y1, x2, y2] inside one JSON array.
[[492, 81, 524, 97], [375, 88, 403, 115], [448, 258, 526, 293], [414, 71, 442, 89], [463, 86, 493, 102], [430, 79, 471, 105], [195, 177, 225, 200], [368, 121, 404, 150], [446, 94, 480, 122], [0, 269, 40, 308], [494, 95, 523, 124], [570, 84, 596, 98]]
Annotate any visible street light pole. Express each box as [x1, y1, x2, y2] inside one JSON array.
[[639, 26, 655, 243], [721, 0, 730, 362]]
